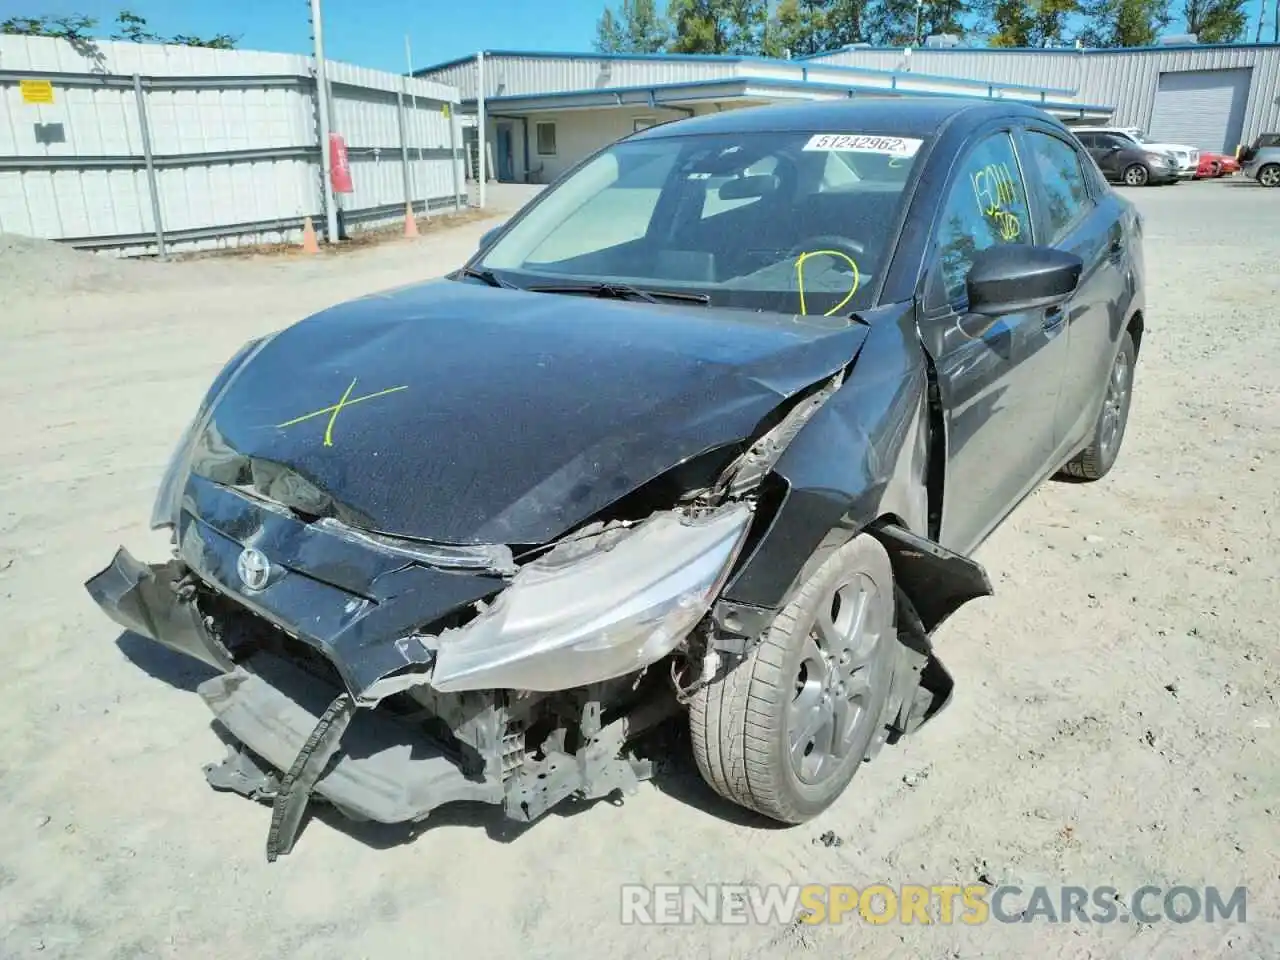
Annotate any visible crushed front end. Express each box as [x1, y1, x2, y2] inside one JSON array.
[[86, 469, 754, 860]]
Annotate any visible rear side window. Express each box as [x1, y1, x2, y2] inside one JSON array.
[[933, 131, 1032, 305], [1024, 131, 1094, 245]]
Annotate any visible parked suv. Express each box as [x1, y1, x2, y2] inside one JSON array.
[[1071, 126, 1199, 180], [1073, 131, 1179, 186], [1239, 133, 1280, 187]]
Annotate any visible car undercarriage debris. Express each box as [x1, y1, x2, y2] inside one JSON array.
[[198, 651, 667, 855]]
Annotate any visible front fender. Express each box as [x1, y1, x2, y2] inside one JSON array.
[[720, 310, 931, 612]]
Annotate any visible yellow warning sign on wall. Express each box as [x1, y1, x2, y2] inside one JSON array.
[[442, 104, 451, 118], [20, 79, 55, 104]]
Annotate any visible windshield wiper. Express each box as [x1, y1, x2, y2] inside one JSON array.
[[460, 266, 518, 289], [527, 282, 711, 305]]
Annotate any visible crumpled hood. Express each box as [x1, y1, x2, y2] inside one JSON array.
[[191, 279, 867, 545]]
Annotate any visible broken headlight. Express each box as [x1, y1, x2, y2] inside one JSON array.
[[150, 334, 277, 530], [428, 502, 753, 693]]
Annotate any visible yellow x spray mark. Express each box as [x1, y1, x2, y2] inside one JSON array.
[[275, 378, 409, 447]]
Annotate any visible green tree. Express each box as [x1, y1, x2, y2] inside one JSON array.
[[824, 0, 873, 46], [979, 0, 1080, 46], [1, 10, 239, 48], [865, 0, 969, 44], [762, 0, 827, 56], [667, 0, 770, 54], [594, 0, 671, 52], [595, 8, 626, 50], [1080, 0, 1171, 45], [113, 9, 158, 42], [764, 0, 874, 55], [1182, 0, 1248, 40], [1, 13, 96, 40]]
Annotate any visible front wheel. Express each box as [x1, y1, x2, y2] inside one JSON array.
[[1123, 164, 1150, 187], [689, 533, 896, 823], [1258, 163, 1280, 188], [1057, 330, 1136, 482]]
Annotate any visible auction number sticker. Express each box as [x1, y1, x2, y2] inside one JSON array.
[[803, 134, 923, 156]]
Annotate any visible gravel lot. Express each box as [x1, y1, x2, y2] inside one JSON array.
[[1, 178, 1276, 960]]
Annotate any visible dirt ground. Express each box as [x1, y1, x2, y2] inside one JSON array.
[[1, 178, 1276, 960]]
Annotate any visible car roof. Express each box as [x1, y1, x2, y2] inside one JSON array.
[[628, 97, 1056, 141]]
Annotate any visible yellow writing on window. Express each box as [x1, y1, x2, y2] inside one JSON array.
[[971, 162, 1021, 241], [794, 249, 861, 317]]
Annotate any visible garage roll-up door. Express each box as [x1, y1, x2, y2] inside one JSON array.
[[1148, 68, 1252, 154]]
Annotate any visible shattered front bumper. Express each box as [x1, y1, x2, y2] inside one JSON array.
[[87, 548, 235, 674], [85, 547, 654, 860]]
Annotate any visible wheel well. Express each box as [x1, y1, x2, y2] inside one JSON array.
[[1127, 310, 1144, 359]]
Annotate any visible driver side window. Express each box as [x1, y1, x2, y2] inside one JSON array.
[[934, 132, 1031, 305]]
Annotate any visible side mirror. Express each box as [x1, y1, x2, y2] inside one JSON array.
[[478, 223, 505, 252], [966, 244, 1083, 317]]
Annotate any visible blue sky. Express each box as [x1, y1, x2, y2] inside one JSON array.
[[1, 0, 1273, 72]]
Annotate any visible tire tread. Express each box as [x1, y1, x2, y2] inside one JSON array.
[[690, 539, 890, 823]]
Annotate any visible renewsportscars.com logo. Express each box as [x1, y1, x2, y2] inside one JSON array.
[[619, 884, 1249, 926]]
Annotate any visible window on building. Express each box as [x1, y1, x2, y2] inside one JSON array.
[[536, 122, 557, 156], [1024, 131, 1093, 245], [934, 131, 1032, 305]]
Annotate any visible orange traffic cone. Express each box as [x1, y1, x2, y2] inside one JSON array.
[[403, 202, 419, 238], [300, 216, 320, 254]]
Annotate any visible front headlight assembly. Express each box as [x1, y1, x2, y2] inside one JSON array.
[[428, 502, 754, 693], [149, 334, 277, 530]]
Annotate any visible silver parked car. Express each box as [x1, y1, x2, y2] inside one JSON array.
[[1239, 133, 1280, 187]]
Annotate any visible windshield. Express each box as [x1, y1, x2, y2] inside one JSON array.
[[473, 130, 926, 316]]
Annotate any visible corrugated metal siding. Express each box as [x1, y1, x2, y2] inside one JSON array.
[[808, 48, 1087, 94], [814, 45, 1280, 146], [1080, 47, 1280, 147], [480, 55, 737, 98], [428, 52, 1076, 101], [0, 35, 464, 254]]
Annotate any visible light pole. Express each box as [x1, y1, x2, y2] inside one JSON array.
[[308, 0, 339, 243]]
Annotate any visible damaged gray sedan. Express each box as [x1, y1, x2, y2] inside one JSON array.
[[87, 98, 1146, 859]]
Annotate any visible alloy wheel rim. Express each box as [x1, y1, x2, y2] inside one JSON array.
[[1262, 167, 1280, 187], [1099, 349, 1130, 460], [1126, 167, 1146, 186], [787, 572, 887, 785]]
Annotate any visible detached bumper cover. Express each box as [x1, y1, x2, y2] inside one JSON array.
[[84, 545, 653, 860], [85, 548, 234, 672], [199, 653, 502, 824]]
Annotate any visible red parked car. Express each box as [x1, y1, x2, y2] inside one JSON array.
[[1196, 153, 1240, 178]]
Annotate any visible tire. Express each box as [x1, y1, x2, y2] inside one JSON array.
[[1210, 161, 1222, 177], [1258, 164, 1280, 188], [1057, 330, 1136, 482], [689, 533, 896, 823], [1122, 164, 1150, 187]]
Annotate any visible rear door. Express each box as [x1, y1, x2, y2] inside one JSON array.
[[916, 126, 1069, 555], [1017, 125, 1128, 460]]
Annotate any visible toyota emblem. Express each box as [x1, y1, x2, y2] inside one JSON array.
[[236, 547, 272, 591]]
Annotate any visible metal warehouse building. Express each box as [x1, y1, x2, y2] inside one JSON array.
[[417, 41, 1280, 185]]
